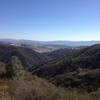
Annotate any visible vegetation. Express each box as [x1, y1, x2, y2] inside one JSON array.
[[0, 44, 100, 99], [33, 44, 100, 92], [0, 77, 100, 100], [0, 44, 47, 70], [10, 56, 25, 80]]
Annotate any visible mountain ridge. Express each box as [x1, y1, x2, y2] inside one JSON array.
[[0, 39, 100, 46]]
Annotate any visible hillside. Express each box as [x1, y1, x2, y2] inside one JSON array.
[[0, 44, 47, 70], [0, 60, 100, 100], [0, 44, 100, 99], [33, 44, 100, 92], [1, 77, 100, 100], [44, 48, 76, 61]]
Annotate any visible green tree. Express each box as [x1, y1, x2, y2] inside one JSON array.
[[7, 56, 25, 80]]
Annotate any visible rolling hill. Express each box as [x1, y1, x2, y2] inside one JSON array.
[[0, 60, 100, 100], [0, 43, 100, 99], [0, 44, 47, 70], [33, 44, 100, 92]]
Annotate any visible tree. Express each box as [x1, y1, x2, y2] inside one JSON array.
[[10, 56, 25, 80]]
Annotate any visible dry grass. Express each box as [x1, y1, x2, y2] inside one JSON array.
[[0, 75, 100, 100], [0, 80, 12, 100]]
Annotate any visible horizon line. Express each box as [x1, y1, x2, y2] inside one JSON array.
[[0, 38, 100, 42]]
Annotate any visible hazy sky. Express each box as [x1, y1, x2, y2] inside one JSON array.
[[0, 0, 100, 41]]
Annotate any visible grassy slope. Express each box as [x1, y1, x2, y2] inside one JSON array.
[[0, 76, 100, 100]]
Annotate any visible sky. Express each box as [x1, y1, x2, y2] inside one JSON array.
[[0, 0, 100, 41]]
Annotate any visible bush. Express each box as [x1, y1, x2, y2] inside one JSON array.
[[6, 56, 25, 80]]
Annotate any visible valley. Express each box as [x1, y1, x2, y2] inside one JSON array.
[[0, 41, 100, 100]]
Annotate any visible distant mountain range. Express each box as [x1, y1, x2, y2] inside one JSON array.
[[0, 39, 100, 46], [0, 39, 100, 53]]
